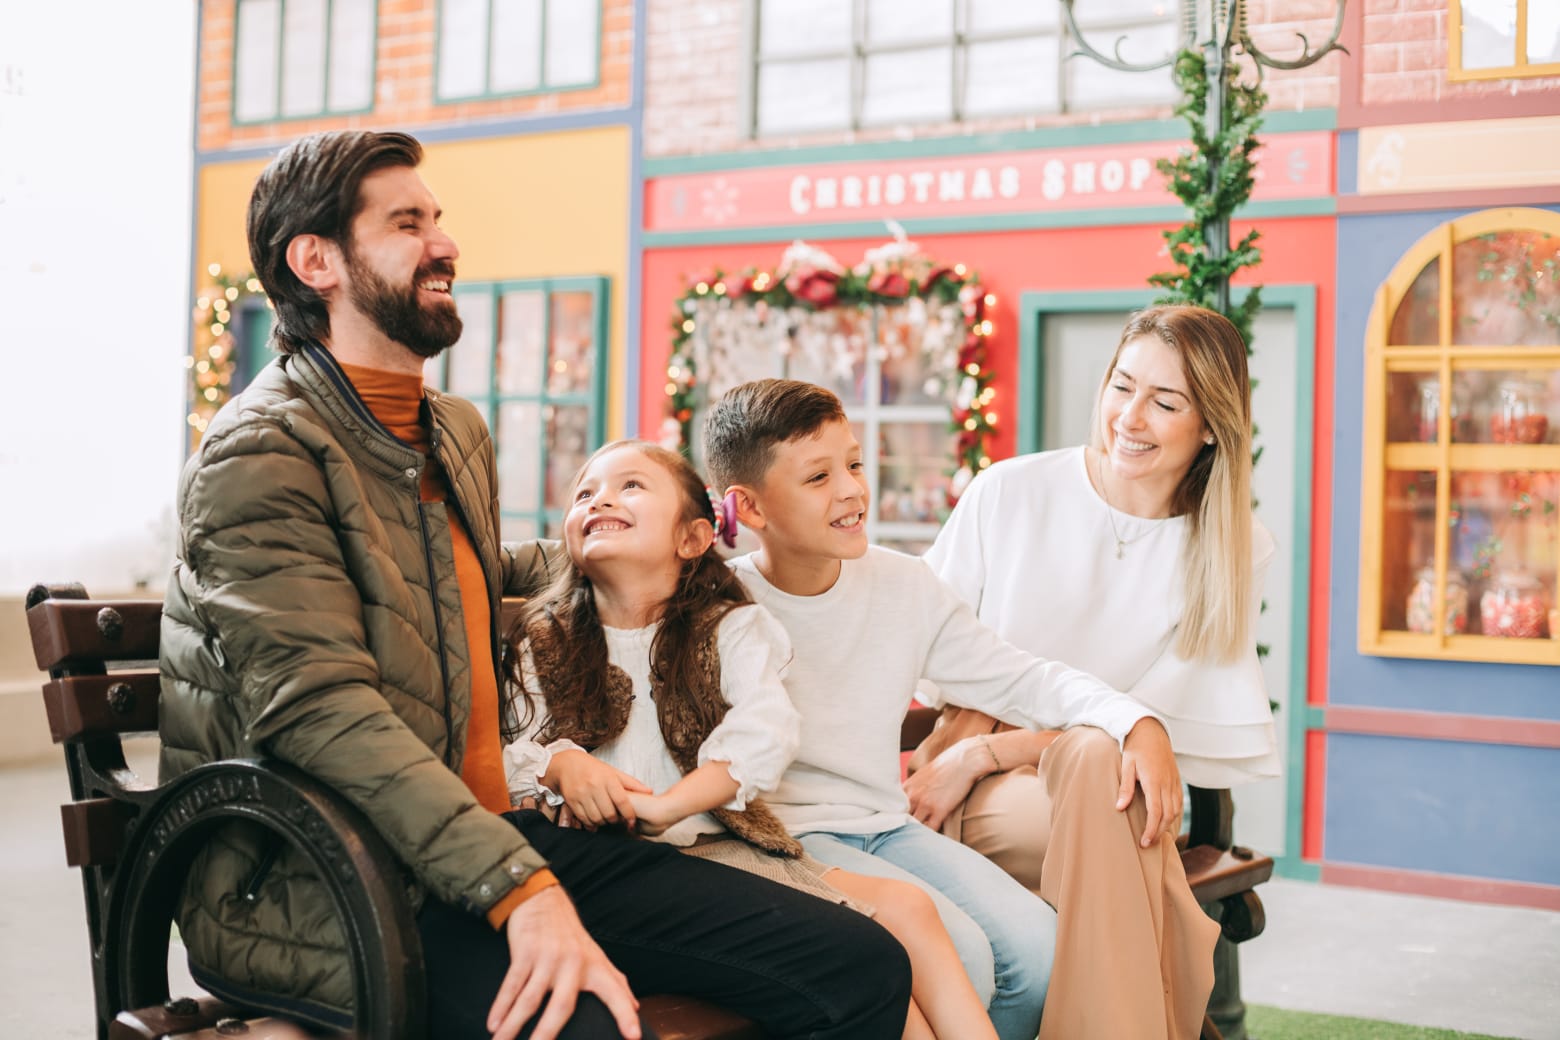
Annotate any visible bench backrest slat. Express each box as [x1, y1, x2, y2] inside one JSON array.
[[43, 673, 161, 742], [60, 798, 136, 868], [28, 600, 161, 673]]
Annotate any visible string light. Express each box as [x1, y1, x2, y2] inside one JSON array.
[[189, 263, 265, 449]]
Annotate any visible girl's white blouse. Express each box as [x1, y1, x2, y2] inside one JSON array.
[[504, 603, 800, 846]]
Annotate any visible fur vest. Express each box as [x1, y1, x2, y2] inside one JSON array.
[[525, 618, 803, 858]]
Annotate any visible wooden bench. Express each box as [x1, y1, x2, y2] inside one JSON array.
[[26, 584, 763, 1040], [29, 584, 1269, 1040], [899, 706, 1273, 1040]]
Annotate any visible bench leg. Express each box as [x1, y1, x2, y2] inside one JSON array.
[[1205, 934, 1249, 1040]]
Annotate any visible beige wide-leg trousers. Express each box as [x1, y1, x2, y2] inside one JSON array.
[[944, 726, 1219, 1040]]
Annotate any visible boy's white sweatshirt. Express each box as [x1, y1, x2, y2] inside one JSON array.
[[730, 547, 1154, 836]]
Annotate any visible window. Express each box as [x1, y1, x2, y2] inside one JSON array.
[[435, 0, 601, 101], [686, 302, 962, 553], [751, 0, 1177, 136], [1359, 208, 1560, 665], [1451, 0, 1560, 81], [232, 0, 376, 123], [432, 278, 609, 541]]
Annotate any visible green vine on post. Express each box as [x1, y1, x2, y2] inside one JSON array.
[[1150, 49, 1266, 346], [1148, 48, 1272, 676]]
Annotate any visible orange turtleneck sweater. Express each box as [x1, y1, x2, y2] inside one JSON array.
[[340, 362, 555, 926]]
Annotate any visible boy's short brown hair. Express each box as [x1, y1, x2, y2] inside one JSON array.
[[702, 379, 847, 492]]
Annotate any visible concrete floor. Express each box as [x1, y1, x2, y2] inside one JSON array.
[[3, 741, 1558, 1040]]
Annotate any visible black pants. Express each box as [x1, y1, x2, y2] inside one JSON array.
[[418, 811, 913, 1040]]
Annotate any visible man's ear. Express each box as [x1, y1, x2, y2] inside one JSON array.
[[728, 484, 765, 531], [677, 518, 715, 560], [286, 233, 342, 293]]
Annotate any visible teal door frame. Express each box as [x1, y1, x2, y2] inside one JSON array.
[[1016, 286, 1321, 880]]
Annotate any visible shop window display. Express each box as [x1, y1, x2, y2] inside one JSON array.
[[1361, 209, 1560, 664], [664, 238, 999, 554]]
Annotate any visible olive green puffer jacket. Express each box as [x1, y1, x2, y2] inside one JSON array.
[[160, 342, 561, 1023]]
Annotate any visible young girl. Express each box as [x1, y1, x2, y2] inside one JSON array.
[[503, 439, 996, 1040]]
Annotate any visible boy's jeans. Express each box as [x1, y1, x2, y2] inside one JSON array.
[[802, 820, 1055, 1040]]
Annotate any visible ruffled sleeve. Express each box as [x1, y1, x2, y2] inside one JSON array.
[[501, 643, 585, 806], [700, 605, 802, 809], [1129, 521, 1281, 787]]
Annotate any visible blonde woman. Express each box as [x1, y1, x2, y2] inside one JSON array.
[[906, 305, 1279, 1040]]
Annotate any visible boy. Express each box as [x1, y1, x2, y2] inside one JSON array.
[[703, 378, 1182, 1040]]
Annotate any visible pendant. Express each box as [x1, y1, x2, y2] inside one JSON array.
[[1115, 541, 1125, 560]]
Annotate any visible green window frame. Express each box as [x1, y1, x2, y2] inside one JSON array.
[[749, 0, 1176, 137], [231, 0, 377, 125], [434, 0, 603, 103], [435, 277, 610, 542]]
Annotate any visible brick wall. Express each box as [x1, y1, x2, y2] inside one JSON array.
[[643, 0, 1342, 159], [197, 0, 634, 153], [1359, 0, 1560, 107]]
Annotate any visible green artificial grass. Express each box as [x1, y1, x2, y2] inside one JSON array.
[[1245, 1005, 1519, 1040]]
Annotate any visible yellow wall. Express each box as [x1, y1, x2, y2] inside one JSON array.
[[195, 125, 633, 436]]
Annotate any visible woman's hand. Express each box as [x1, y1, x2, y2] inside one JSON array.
[[546, 749, 652, 830], [904, 739, 986, 832], [488, 885, 641, 1040], [1119, 717, 1183, 848]]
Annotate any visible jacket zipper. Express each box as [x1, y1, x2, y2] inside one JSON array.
[[307, 343, 459, 767], [417, 502, 457, 768]]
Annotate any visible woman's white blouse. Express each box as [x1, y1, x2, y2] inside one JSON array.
[[503, 604, 800, 845], [923, 446, 1281, 788]]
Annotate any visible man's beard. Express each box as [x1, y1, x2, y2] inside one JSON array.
[[344, 251, 463, 359]]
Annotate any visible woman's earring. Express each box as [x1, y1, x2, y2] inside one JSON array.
[[1203, 434, 1216, 445]]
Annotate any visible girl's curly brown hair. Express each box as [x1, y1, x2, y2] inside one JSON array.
[[502, 441, 751, 747]]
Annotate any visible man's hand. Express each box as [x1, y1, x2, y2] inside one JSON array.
[[1119, 717, 1182, 848], [488, 885, 641, 1040], [547, 750, 652, 829], [904, 739, 984, 832]]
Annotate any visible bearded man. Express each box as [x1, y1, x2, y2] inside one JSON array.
[[159, 131, 912, 1040]]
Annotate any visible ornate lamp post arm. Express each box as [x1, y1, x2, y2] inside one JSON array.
[[1059, 0, 1347, 316]]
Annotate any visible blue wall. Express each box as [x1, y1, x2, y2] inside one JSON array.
[[1327, 734, 1560, 885], [1329, 206, 1560, 880]]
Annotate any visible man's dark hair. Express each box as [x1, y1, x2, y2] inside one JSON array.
[[702, 379, 847, 493], [246, 130, 423, 354]]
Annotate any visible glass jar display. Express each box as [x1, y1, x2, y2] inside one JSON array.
[[1489, 377, 1550, 444], [1411, 376, 1474, 443], [1479, 567, 1551, 639], [1406, 566, 1469, 634]]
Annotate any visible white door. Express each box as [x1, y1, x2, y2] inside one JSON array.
[[1037, 306, 1301, 856]]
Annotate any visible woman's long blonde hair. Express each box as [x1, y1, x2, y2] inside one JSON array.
[[1091, 305, 1254, 665]]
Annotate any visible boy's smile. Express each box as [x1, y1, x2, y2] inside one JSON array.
[[740, 418, 870, 595]]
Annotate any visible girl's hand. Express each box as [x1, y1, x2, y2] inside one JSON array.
[[546, 750, 652, 829], [1119, 717, 1183, 848], [904, 738, 986, 832], [626, 791, 684, 837]]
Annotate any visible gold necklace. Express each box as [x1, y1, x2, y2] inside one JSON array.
[[1095, 451, 1161, 560]]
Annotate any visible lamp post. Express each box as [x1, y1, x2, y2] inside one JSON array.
[[1057, 4, 1346, 1038], [1061, 0, 1346, 317]]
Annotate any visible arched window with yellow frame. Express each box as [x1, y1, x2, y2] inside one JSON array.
[[1360, 207, 1560, 665]]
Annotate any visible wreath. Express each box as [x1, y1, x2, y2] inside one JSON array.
[[663, 237, 998, 504]]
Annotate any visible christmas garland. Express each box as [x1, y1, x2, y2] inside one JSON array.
[[188, 263, 266, 444], [664, 239, 999, 504]]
